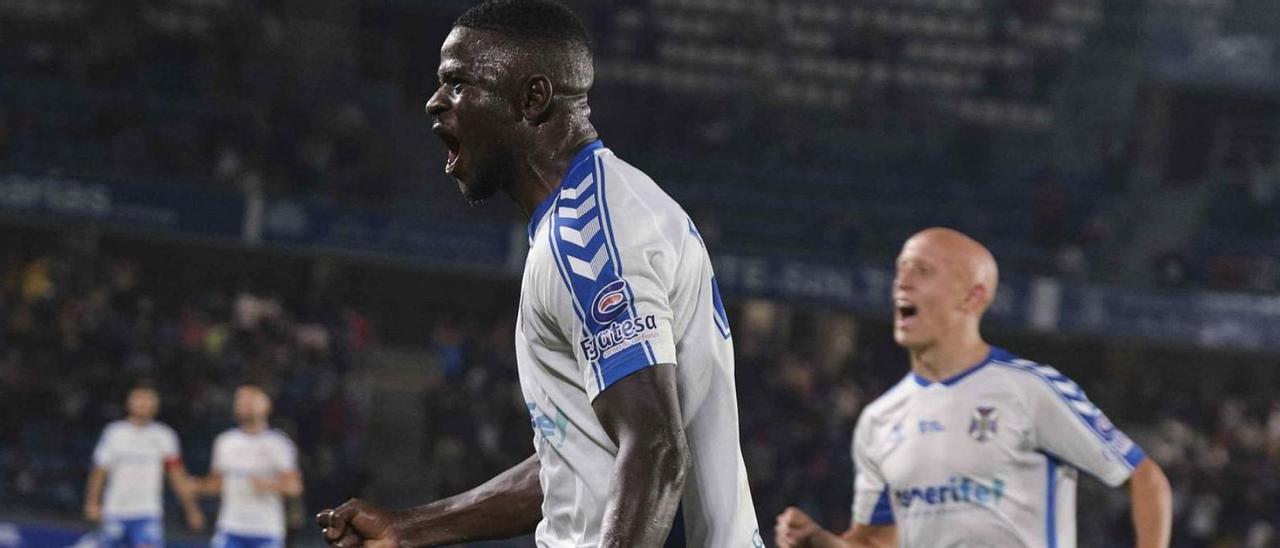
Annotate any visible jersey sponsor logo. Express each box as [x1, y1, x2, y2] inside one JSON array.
[[969, 406, 999, 442], [590, 279, 631, 324], [1095, 413, 1115, 435], [579, 314, 659, 362], [918, 420, 946, 434], [895, 476, 1006, 510], [527, 402, 569, 448]]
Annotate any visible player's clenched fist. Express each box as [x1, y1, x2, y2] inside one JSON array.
[[775, 506, 821, 547], [318, 499, 401, 548]]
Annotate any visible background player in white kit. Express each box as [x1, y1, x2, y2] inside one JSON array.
[[83, 384, 205, 547], [195, 385, 302, 548], [775, 228, 1173, 548], [317, 1, 759, 546]]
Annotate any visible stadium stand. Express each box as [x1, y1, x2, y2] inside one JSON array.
[[0, 0, 1149, 280], [2, 0, 1280, 546]]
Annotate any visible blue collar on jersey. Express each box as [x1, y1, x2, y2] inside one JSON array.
[[911, 346, 1015, 387], [528, 140, 605, 242]]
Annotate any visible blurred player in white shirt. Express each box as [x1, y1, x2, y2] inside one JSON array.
[[775, 228, 1173, 548], [84, 384, 206, 547], [196, 385, 303, 548]]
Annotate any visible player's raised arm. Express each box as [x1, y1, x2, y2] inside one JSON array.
[[318, 453, 542, 547], [1127, 458, 1172, 548], [590, 363, 688, 548]]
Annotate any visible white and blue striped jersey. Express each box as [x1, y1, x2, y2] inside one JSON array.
[[516, 141, 761, 547], [851, 347, 1145, 548]]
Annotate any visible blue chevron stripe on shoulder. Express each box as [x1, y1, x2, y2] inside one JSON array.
[[549, 144, 659, 391], [594, 152, 657, 366], [992, 358, 1145, 469]]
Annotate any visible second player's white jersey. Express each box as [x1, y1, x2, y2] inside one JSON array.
[[851, 347, 1146, 548], [210, 428, 298, 539], [92, 420, 181, 519], [516, 141, 761, 547]]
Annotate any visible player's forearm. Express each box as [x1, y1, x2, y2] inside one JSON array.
[[393, 453, 543, 546], [280, 474, 303, 497], [257, 472, 303, 497], [597, 430, 688, 548], [193, 474, 222, 497], [796, 528, 852, 548], [1129, 458, 1172, 548], [833, 524, 897, 548], [84, 467, 106, 508], [168, 469, 200, 509]]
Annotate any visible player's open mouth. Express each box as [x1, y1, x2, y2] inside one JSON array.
[[895, 299, 918, 325], [433, 124, 463, 175]]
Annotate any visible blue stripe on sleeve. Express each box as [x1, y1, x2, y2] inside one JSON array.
[[993, 359, 1143, 470], [598, 343, 655, 387], [1123, 444, 1146, 468], [869, 488, 894, 525], [547, 218, 604, 391], [594, 152, 658, 367], [1044, 453, 1058, 548], [549, 142, 660, 392]]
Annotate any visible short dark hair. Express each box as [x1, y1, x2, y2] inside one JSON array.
[[454, 0, 592, 51]]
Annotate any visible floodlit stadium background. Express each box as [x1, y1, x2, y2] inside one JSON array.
[[2, 0, 1279, 546]]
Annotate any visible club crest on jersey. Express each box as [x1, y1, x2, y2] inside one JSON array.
[[1095, 412, 1116, 436], [591, 280, 631, 324], [969, 406, 999, 442]]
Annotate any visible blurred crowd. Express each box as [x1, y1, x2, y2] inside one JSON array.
[[0, 0, 1137, 284], [1181, 171, 1280, 293], [1, 0, 404, 206], [0, 230, 374, 531], [5, 0, 1280, 291]]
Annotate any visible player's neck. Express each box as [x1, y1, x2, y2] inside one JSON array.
[[240, 420, 268, 434], [508, 125, 599, 220], [909, 333, 990, 383], [126, 416, 151, 427]]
